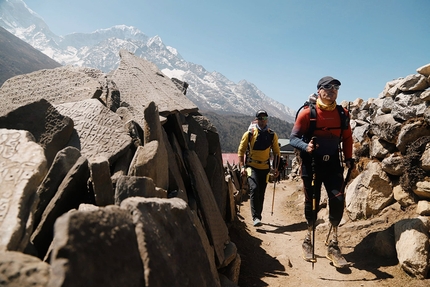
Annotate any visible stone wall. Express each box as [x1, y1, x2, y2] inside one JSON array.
[[0, 50, 240, 286]]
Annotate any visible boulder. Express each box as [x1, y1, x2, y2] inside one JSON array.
[[0, 129, 47, 252]]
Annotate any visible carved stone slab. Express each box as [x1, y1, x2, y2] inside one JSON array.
[[0, 66, 107, 117], [34, 147, 82, 229], [183, 149, 229, 267], [0, 99, 74, 166], [0, 251, 51, 286], [31, 156, 90, 258], [49, 206, 145, 286], [110, 50, 198, 127], [0, 129, 47, 252], [114, 175, 166, 206], [54, 99, 132, 163], [121, 197, 221, 287]]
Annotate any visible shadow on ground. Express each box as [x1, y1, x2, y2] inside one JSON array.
[[228, 212, 289, 287], [344, 226, 398, 280]]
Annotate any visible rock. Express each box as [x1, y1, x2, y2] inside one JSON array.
[[109, 49, 198, 128], [49, 206, 145, 287], [89, 155, 114, 206], [394, 217, 430, 279], [417, 63, 430, 77], [346, 161, 394, 220], [420, 143, 430, 171], [114, 175, 166, 206], [0, 99, 74, 166], [0, 129, 47, 252], [31, 156, 91, 259], [370, 114, 401, 144], [416, 200, 430, 216], [0, 66, 107, 117], [121, 197, 221, 287], [0, 251, 51, 286], [396, 120, 430, 154], [414, 181, 430, 200], [54, 98, 132, 164], [393, 184, 415, 208], [381, 153, 404, 176], [398, 74, 429, 92]]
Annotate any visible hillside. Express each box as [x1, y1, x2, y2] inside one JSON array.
[[201, 111, 294, 152], [0, 26, 61, 86]]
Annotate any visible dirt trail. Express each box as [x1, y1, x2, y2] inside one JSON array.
[[228, 179, 430, 287]]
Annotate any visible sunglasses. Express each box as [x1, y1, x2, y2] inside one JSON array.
[[321, 84, 340, 90], [257, 116, 268, 120]]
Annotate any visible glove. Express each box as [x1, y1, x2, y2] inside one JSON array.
[[344, 158, 355, 169]]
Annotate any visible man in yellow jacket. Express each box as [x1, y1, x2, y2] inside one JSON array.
[[238, 110, 280, 227]]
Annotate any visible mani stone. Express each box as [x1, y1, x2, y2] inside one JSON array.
[[109, 49, 198, 128], [0, 251, 51, 286], [121, 197, 221, 287], [54, 98, 132, 164], [0, 65, 107, 117], [49, 206, 144, 287], [0, 129, 47, 252], [0, 99, 74, 166]]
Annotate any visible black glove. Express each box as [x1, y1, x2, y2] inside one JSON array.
[[344, 158, 355, 169]]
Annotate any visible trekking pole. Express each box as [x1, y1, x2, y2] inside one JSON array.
[[310, 137, 317, 269], [239, 173, 247, 213], [271, 177, 276, 216]]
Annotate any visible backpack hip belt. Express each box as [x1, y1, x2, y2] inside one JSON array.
[[246, 158, 269, 165]]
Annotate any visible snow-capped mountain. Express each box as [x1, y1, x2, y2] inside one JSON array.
[[0, 0, 296, 122]]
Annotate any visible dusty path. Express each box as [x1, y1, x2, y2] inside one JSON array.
[[228, 179, 429, 287]]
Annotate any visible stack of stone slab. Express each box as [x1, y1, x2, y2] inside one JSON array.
[[0, 50, 240, 287]]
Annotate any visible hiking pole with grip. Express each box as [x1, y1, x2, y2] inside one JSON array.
[[311, 137, 317, 269], [271, 155, 280, 216]]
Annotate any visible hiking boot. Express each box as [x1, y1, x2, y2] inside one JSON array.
[[326, 240, 350, 268], [253, 218, 262, 227], [302, 238, 314, 262]]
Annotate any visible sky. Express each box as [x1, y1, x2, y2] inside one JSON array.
[[23, 0, 430, 112]]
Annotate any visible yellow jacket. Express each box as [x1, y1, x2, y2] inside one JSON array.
[[238, 127, 280, 170]]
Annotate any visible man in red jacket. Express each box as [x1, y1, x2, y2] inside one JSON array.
[[290, 76, 354, 268]]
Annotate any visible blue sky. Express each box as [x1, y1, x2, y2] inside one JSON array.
[[24, 0, 430, 112]]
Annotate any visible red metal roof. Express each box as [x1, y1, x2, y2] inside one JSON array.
[[222, 153, 238, 165]]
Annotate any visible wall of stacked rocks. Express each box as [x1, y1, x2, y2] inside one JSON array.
[[0, 50, 240, 286], [343, 63, 430, 279], [345, 63, 430, 219]]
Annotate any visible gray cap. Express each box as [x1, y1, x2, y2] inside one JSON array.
[[317, 76, 341, 89]]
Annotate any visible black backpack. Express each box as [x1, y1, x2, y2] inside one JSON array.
[[295, 94, 350, 143]]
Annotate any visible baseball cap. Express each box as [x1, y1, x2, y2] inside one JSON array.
[[255, 110, 268, 117], [317, 76, 341, 89]]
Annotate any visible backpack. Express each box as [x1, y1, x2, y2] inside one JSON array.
[[245, 122, 275, 164], [295, 94, 349, 143]]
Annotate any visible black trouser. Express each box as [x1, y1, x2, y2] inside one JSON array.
[[247, 167, 270, 221], [301, 157, 345, 227]]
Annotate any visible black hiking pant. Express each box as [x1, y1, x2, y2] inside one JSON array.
[[300, 156, 345, 227], [247, 167, 270, 221]]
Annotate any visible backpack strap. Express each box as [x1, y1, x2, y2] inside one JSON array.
[[308, 103, 317, 140], [305, 104, 348, 141]]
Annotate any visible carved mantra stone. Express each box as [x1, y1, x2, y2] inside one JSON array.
[[0, 129, 47, 252], [110, 50, 198, 128], [54, 99, 132, 163], [0, 66, 107, 117]]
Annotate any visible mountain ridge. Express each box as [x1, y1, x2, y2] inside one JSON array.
[[0, 0, 296, 122], [0, 26, 61, 85]]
